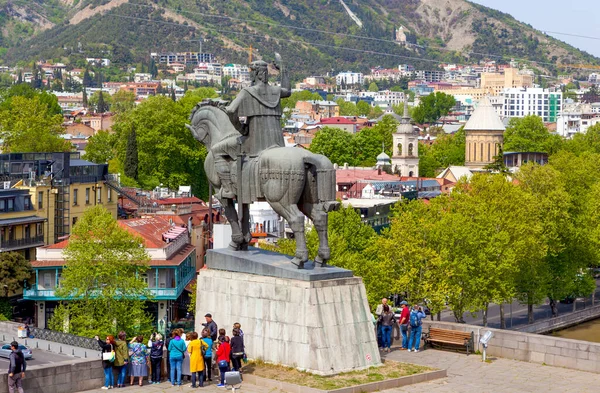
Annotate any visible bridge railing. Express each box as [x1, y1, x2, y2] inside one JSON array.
[[30, 327, 99, 351]]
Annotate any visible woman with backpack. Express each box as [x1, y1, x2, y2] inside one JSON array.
[[148, 333, 164, 384], [95, 335, 115, 390], [201, 328, 214, 383], [378, 305, 395, 353], [168, 329, 187, 386], [188, 331, 209, 387], [408, 304, 426, 352], [113, 331, 129, 388]]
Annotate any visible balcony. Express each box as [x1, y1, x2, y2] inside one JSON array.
[[0, 235, 44, 251], [24, 286, 182, 301]]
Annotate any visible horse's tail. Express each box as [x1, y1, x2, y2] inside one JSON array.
[[303, 153, 340, 212]]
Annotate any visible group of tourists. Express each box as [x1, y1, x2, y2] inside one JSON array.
[[375, 298, 426, 353], [95, 313, 245, 389]]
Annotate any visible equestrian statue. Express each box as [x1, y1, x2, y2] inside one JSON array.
[[186, 54, 340, 269]]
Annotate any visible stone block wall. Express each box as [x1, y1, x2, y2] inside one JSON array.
[[0, 358, 104, 393], [423, 320, 600, 373], [196, 269, 381, 375]]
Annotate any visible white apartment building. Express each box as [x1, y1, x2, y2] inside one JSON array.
[[589, 73, 600, 84], [557, 102, 600, 138], [359, 90, 405, 106], [336, 71, 364, 86], [222, 64, 250, 83], [501, 88, 562, 122], [194, 63, 222, 77]]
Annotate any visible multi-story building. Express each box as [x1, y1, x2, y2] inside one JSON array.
[[295, 100, 339, 121], [501, 88, 562, 122], [481, 68, 534, 95], [557, 102, 600, 138], [222, 64, 250, 84], [336, 72, 364, 86], [24, 215, 196, 330], [150, 52, 216, 66], [359, 90, 405, 106], [414, 70, 444, 83]]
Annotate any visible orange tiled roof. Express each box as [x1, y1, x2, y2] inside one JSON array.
[[117, 216, 177, 248]]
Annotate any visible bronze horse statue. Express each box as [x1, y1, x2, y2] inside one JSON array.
[[187, 101, 340, 269]]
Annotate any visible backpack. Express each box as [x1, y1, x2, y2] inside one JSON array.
[[409, 311, 421, 328], [201, 341, 207, 357]]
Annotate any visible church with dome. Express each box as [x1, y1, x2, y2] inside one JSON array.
[[391, 101, 419, 177], [464, 97, 506, 169]]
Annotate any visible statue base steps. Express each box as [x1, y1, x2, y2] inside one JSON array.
[[196, 249, 381, 375]]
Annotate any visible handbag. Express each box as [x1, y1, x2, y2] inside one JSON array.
[[103, 344, 115, 362]]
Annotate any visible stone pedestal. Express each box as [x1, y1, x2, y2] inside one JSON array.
[[195, 248, 381, 375]]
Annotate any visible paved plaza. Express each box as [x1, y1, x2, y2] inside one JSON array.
[[78, 347, 600, 393]]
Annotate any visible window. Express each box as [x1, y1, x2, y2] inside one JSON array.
[[24, 197, 31, 211], [7, 199, 14, 212], [0, 200, 5, 211], [72, 216, 77, 227], [107, 188, 111, 202], [73, 189, 78, 205], [408, 143, 414, 156], [97, 187, 102, 203], [85, 188, 90, 204], [24, 225, 30, 239], [38, 191, 43, 209], [36, 223, 43, 236]]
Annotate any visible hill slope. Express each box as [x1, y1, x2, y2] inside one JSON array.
[[0, 0, 597, 76]]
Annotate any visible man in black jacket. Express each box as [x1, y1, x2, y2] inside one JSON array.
[[202, 314, 218, 341], [8, 341, 26, 393]]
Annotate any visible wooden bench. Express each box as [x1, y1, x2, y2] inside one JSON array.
[[422, 327, 474, 355]]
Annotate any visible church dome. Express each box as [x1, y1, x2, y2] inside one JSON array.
[[464, 97, 505, 131], [395, 100, 415, 134]]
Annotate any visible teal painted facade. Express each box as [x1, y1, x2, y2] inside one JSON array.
[[24, 249, 197, 302]]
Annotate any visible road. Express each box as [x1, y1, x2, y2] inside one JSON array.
[[428, 281, 600, 329], [0, 345, 78, 367]]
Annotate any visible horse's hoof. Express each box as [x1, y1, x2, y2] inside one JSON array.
[[228, 242, 240, 251], [291, 257, 305, 269], [315, 256, 328, 268]]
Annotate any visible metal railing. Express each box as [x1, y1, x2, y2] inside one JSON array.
[[30, 327, 99, 350], [0, 235, 45, 250]]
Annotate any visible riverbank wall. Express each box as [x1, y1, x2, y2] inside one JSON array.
[[515, 303, 600, 334], [423, 320, 600, 373]]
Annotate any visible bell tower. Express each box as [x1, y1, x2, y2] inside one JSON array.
[[391, 101, 419, 177]]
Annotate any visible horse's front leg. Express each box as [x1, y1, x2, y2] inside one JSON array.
[[221, 197, 243, 250], [239, 203, 252, 251]]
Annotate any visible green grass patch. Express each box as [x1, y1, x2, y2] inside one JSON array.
[[244, 359, 433, 390]]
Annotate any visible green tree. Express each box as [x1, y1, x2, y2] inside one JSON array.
[[309, 127, 356, 166], [0, 95, 71, 152], [125, 128, 139, 180], [112, 95, 209, 199], [49, 206, 153, 338], [177, 87, 218, 114], [356, 100, 371, 117], [0, 252, 32, 296], [88, 91, 112, 113], [336, 99, 358, 116], [412, 92, 455, 126], [0, 84, 62, 115], [368, 82, 379, 92], [418, 127, 465, 177], [504, 115, 561, 153], [368, 106, 384, 119], [84, 130, 115, 164], [111, 90, 136, 114]]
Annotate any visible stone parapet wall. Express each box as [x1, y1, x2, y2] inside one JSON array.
[[516, 304, 600, 334], [196, 269, 380, 375], [423, 320, 600, 373], [0, 358, 103, 393]]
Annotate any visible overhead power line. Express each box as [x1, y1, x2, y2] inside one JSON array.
[[111, 12, 598, 74], [123, 1, 600, 71]]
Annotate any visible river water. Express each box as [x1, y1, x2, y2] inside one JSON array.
[[552, 318, 600, 343]]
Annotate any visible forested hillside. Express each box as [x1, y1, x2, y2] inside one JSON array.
[[0, 0, 597, 76]]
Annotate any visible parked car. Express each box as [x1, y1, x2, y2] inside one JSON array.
[[0, 343, 32, 360]]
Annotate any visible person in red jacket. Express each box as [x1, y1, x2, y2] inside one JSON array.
[[215, 336, 231, 387]]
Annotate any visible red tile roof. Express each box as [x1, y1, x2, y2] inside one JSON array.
[[45, 239, 70, 249], [319, 117, 359, 125], [336, 168, 399, 184], [156, 197, 205, 205], [117, 216, 178, 248]]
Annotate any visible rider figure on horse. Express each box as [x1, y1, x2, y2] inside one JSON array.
[[212, 58, 291, 199]]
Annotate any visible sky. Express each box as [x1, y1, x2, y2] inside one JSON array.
[[470, 0, 600, 58]]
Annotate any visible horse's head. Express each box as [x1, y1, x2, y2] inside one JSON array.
[[186, 99, 238, 148]]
